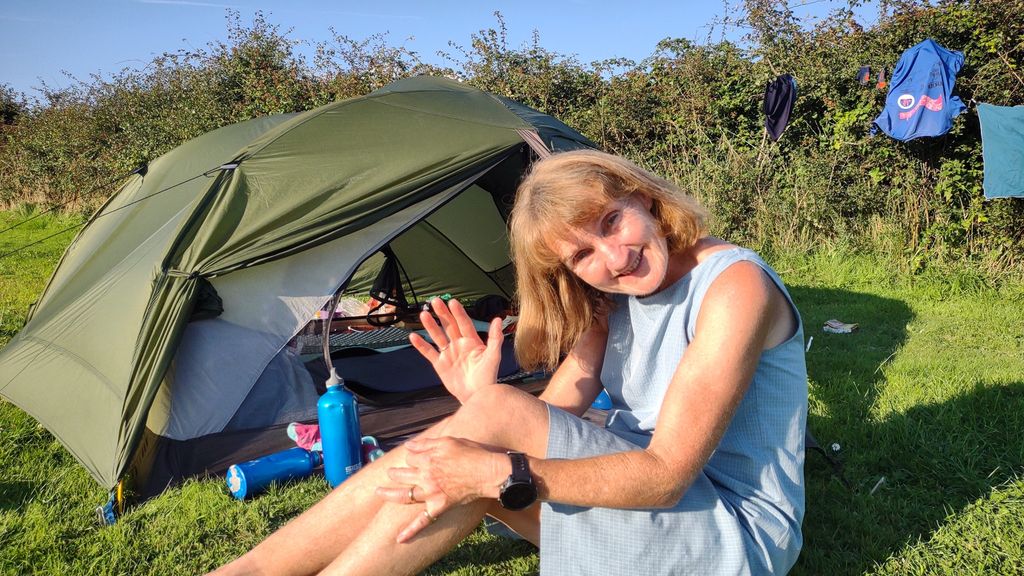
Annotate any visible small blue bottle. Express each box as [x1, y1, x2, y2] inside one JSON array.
[[226, 447, 322, 500], [318, 368, 362, 488]]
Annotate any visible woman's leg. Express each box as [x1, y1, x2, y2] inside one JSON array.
[[208, 429, 442, 576], [210, 384, 549, 576], [316, 384, 549, 575], [485, 504, 542, 546]]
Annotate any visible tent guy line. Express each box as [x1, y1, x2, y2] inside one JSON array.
[[0, 163, 146, 236], [0, 165, 217, 264]]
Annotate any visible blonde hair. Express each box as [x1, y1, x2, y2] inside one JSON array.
[[510, 150, 708, 371]]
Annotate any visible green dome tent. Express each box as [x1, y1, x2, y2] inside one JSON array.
[[0, 76, 595, 500]]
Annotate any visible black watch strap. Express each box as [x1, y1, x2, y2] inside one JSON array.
[[498, 451, 537, 510], [507, 451, 530, 482]]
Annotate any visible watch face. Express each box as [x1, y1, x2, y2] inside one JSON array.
[[500, 482, 537, 511]]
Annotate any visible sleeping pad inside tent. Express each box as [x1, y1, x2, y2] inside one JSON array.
[[0, 76, 597, 501]]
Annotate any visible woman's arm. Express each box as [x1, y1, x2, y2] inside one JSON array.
[[529, 261, 792, 508], [536, 314, 609, 417]]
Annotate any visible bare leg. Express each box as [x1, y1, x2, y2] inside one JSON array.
[[208, 430, 442, 576], [318, 385, 549, 575], [209, 385, 549, 576], [486, 503, 542, 546]]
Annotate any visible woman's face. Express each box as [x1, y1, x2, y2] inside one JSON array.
[[549, 193, 671, 297]]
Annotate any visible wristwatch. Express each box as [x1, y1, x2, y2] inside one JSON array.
[[498, 451, 538, 510]]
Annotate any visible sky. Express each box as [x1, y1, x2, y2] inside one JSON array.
[[1, 0, 878, 98]]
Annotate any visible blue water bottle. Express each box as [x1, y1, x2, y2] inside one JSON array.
[[318, 368, 362, 488], [226, 447, 322, 500]]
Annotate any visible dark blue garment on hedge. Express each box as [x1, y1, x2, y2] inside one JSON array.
[[873, 39, 965, 141], [764, 74, 798, 141], [977, 103, 1024, 199]]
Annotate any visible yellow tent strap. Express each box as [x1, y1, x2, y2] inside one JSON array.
[[115, 480, 124, 515]]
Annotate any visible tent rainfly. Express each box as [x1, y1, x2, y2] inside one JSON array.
[[0, 76, 595, 499]]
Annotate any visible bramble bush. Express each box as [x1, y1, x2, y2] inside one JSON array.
[[0, 0, 1021, 278]]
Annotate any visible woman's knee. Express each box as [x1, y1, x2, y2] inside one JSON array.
[[462, 385, 539, 422], [451, 385, 548, 448]]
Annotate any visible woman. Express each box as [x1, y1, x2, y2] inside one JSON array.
[[211, 150, 807, 575]]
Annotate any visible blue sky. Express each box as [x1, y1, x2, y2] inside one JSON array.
[[2, 0, 877, 98]]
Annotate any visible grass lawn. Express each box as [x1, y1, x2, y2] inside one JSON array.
[[2, 211, 1023, 575]]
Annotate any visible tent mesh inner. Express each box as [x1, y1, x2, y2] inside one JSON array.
[[291, 327, 414, 354]]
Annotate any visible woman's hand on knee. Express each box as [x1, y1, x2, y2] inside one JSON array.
[[374, 436, 507, 542], [408, 298, 504, 404]]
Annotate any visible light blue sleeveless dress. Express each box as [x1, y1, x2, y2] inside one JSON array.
[[539, 247, 808, 575]]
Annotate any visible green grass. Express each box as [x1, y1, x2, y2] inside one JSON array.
[[2, 211, 1023, 575], [775, 249, 1024, 575]]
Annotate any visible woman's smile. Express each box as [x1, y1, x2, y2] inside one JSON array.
[[616, 248, 643, 277]]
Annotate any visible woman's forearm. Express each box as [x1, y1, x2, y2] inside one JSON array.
[[526, 449, 698, 509], [537, 323, 609, 416]]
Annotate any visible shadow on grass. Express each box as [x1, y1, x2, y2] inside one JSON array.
[[791, 286, 1024, 575], [0, 480, 37, 512], [424, 532, 538, 575]]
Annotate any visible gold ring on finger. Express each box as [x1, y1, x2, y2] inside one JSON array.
[[407, 486, 416, 503], [423, 509, 438, 523]]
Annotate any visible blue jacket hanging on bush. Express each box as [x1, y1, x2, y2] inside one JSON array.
[[872, 39, 965, 141]]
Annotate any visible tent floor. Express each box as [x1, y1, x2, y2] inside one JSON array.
[[140, 379, 609, 498]]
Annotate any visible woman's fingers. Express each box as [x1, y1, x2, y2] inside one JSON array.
[[404, 437, 438, 453], [375, 485, 416, 504], [376, 484, 447, 543], [379, 467, 444, 506], [386, 466, 421, 485], [416, 298, 477, 352], [402, 444, 438, 471], [448, 299, 480, 344], [379, 462, 449, 543], [383, 436, 502, 542], [431, 298, 463, 343], [396, 505, 442, 543], [486, 317, 504, 354], [417, 308, 450, 352], [408, 332, 439, 363]]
